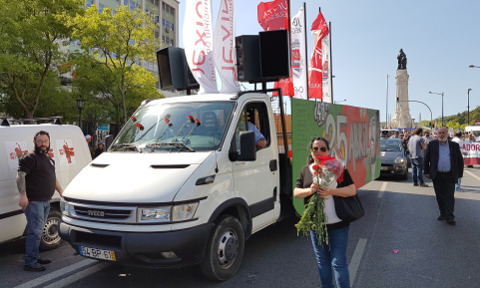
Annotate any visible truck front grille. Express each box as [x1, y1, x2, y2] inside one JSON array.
[[69, 202, 138, 224]]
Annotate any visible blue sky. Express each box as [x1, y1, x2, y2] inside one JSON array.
[[179, 0, 480, 125]]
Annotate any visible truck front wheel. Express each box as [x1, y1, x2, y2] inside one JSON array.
[[39, 208, 62, 251], [200, 215, 245, 281]]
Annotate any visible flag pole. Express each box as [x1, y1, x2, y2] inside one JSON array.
[[318, 7, 322, 103], [303, 2, 309, 100], [329, 21, 333, 103]]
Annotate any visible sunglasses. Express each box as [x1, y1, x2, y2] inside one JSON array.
[[312, 146, 327, 152]]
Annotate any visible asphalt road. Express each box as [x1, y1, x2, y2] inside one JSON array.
[[1, 167, 480, 288]]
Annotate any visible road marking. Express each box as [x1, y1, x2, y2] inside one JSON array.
[[349, 238, 367, 285], [465, 170, 480, 182], [43, 262, 110, 288], [378, 182, 387, 198], [13, 258, 99, 288]]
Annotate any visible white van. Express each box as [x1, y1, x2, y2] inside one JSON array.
[[465, 125, 480, 140], [0, 121, 92, 250]]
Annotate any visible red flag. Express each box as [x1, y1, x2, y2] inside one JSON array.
[[308, 12, 329, 99], [257, 0, 289, 31], [257, 0, 293, 97]]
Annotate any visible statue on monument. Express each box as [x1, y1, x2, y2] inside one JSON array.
[[397, 49, 407, 70]]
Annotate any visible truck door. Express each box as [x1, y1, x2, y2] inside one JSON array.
[[230, 102, 279, 228]]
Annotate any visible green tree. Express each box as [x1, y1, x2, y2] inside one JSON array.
[[0, 0, 84, 118], [69, 5, 162, 127]]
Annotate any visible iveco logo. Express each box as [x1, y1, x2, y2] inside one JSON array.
[[87, 210, 105, 217]]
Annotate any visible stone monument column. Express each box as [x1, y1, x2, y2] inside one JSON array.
[[391, 49, 413, 128]]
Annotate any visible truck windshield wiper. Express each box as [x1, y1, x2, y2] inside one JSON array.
[[111, 143, 140, 152], [145, 142, 195, 152]]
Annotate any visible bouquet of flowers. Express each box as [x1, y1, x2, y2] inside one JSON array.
[[295, 155, 345, 245]]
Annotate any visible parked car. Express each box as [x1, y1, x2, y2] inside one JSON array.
[[380, 138, 408, 179]]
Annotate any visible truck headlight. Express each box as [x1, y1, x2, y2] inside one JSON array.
[[172, 202, 198, 221], [60, 198, 70, 215], [138, 202, 198, 223]]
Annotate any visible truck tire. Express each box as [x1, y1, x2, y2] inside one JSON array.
[[39, 208, 62, 251], [200, 215, 245, 281]]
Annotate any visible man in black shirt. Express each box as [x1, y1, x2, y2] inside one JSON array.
[[17, 130, 63, 272]]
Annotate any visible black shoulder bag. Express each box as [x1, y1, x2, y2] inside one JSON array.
[[333, 194, 365, 222]]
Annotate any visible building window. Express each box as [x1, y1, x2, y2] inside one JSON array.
[[170, 39, 174, 46], [124, 0, 128, 5], [99, 4, 104, 13], [170, 7, 175, 15], [86, 0, 93, 8], [171, 23, 174, 31]]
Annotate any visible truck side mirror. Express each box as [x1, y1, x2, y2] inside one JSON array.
[[230, 131, 256, 161]]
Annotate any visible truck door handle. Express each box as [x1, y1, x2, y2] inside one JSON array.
[[269, 159, 277, 172]]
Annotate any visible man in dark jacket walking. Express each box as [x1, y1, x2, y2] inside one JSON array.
[[424, 127, 464, 225]]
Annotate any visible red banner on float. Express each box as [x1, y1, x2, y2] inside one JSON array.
[[308, 11, 329, 100], [257, 0, 289, 31]]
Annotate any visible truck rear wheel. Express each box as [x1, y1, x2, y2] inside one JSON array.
[[40, 208, 62, 251], [200, 215, 245, 281]]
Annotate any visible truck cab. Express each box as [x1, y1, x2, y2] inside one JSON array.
[[60, 92, 285, 280]]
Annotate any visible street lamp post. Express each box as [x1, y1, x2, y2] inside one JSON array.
[[468, 88, 472, 125], [77, 97, 85, 131], [429, 91, 444, 127]]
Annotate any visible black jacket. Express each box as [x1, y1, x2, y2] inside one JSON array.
[[424, 140, 464, 182]]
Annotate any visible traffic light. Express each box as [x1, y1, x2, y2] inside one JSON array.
[[432, 122, 435, 127], [396, 97, 399, 103], [429, 122, 432, 128]]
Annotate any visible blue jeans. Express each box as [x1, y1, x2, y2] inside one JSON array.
[[24, 201, 50, 266], [411, 157, 425, 184], [310, 227, 350, 288]]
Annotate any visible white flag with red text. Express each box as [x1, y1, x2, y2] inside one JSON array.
[[321, 34, 332, 103], [183, 0, 218, 94], [291, 6, 307, 99], [214, 0, 240, 93]]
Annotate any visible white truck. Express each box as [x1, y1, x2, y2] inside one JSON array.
[[0, 121, 92, 250], [59, 92, 380, 280]]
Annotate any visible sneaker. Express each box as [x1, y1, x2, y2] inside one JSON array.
[[420, 183, 428, 187], [24, 263, 46, 272], [37, 258, 51, 265], [446, 218, 456, 225], [437, 215, 445, 221], [413, 183, 419, 186]]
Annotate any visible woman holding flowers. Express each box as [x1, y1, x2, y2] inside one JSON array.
[[294, 137, 356, 288]]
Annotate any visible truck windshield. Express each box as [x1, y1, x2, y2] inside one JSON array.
[[111, 102, 234, 152]]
